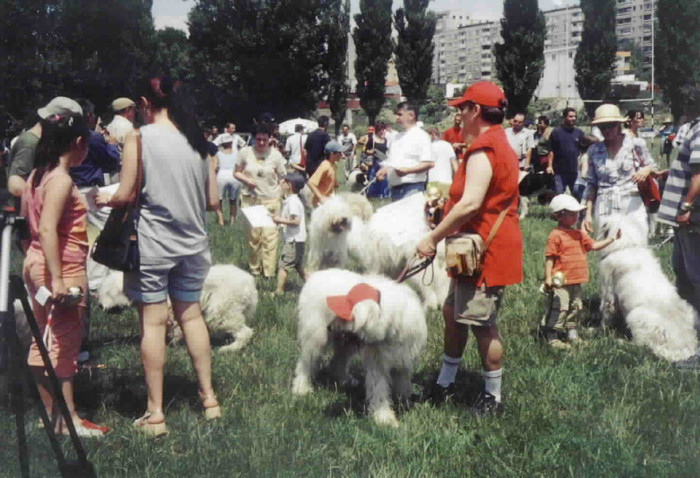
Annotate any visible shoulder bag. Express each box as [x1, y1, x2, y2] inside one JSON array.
[[631, 146, 660, 213], [445, 208, 509, 278], [91, 132, 142, 271]]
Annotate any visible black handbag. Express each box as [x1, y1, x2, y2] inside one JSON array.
[[91, 133, 142, 272]]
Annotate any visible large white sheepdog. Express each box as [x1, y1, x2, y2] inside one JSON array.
[[306, 193, 449, 310], [292, 269, 427, 427], [98, 264, 257, 353], [597, 214, 698, 362]]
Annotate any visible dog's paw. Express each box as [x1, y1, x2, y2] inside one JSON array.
[[292, 376, 313, 396], [372, 408, 399, 428]]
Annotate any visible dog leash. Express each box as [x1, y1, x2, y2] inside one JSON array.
[[396, 253, 434, 284]]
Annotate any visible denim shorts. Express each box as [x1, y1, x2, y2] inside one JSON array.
[[390, 181, 425, 202], [217, 171, 241, 201], [124, 250, 211, 304]]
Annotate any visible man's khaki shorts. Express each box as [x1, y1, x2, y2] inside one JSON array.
[[445, 278, 505, 327]]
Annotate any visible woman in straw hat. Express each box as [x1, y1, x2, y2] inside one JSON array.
[[582, 103, 656, 238]]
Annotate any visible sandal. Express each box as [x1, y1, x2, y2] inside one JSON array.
[[199, 393, 222, 421], [133, 411, 168, 437]]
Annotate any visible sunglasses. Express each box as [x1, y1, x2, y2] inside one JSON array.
[[598, 123, 620, 131]]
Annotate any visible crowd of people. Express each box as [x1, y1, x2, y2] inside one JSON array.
[[2, 76, 699, 436]]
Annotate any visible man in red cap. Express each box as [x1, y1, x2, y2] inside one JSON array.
[[417, 81, 523, 415]]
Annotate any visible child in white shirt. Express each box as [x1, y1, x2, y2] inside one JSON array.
[[271, 173, 307, 294]]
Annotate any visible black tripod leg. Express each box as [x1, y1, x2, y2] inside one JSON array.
[[12, 277, 95, 477]]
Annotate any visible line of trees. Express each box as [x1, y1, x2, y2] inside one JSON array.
[[0, 0, 439, 136]]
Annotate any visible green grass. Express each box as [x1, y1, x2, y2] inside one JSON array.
[[2, 201, 699, 478]]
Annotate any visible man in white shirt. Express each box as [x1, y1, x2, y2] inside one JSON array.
[[426, 127, 457, 194], [105, 97, 136, 150], [377, 102, 434, 201], [284, 124, 307, 173], [338, 124, 358, 168], [214, 122, 246, 149], [505, 112, 534, 169]]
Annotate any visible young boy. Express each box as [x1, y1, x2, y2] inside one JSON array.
[[542, 194, 620, 348], [271, 173, 307, 294], [307, 141, 343, 207]]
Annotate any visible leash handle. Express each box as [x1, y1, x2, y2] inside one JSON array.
[[396, 253, 434, 283]]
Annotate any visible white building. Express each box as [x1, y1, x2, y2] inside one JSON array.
[[535, 6, 583, 100], [433, 19, 500, 85]]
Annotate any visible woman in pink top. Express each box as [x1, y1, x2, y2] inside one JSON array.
[[21, 112, 110, 437]]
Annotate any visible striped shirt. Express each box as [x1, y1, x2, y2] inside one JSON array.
[[657, 118, 700, 226], [545, 228, 595, 284]]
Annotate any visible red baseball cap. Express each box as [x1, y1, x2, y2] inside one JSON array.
[[326, 283, 381, 321], [448, 81, 505, 108]]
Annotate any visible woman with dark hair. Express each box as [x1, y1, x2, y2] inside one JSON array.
[[626, 109, 645, 138], [234, 123, 287, 278], [21, 112, 110, 437], [96, 77, 220, 436], [417, 81, 523, 415]]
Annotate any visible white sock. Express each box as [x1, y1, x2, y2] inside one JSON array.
[[436, 354, 460, 388], [482, 368, 503, 402], [567, 328, 579, 341]]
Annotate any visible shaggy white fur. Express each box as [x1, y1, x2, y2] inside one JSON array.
[[306, 194, 450, 310], [97, 265, 257, 353], [292, 269, 427, 427], [597, 214, 698, 361]]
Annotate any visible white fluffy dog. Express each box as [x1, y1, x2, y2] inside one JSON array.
[[97, 265, 256, 353], [292, 269, 427, 427], [306, 194, 450, 310], [597, 214, 698, 362]]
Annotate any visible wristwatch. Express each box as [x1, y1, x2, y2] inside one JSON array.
[[679, 202, 693, 213]]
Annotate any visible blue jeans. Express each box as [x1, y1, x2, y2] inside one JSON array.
[[554, 173, 578, 195], [390, 182, 425, 202], [672, 226, 700, 316]]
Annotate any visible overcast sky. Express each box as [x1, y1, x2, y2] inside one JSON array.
[[153, 0, 578, 32]]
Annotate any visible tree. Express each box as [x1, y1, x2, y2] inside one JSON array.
[[574, 0, 617, 117], [0, 0, 66, 134], [152, 28, 195, 84], [394, 0, 436, 107], [493, 0, 546, 118], [58, 0, 156, 116], [627, 41, 652, 83], [353, 0, 393, 125], [189, 0, 325, 129], [321, 0, 351, 136], [656, 0, 700, 125], [420, 85, 448, 125]]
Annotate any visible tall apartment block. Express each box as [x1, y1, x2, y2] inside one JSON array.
[[616, 0, 656, 69]]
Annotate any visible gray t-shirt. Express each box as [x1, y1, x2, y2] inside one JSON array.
[[137, 124, 209, 261], [8, 130, 40, 178]]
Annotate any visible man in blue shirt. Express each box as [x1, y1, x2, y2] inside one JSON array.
[[547, 107, 584, 195], [70, 99, 120, 188]]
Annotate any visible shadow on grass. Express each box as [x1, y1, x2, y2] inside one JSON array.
[[73, 368, 203, 419]]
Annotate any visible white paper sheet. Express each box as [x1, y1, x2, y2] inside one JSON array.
[[241, 205, 276, 228]]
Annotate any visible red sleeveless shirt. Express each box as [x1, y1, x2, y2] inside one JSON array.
[[447, 125, 523, 287]]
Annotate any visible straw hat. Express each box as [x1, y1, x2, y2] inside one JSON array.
[[590, 104, 627, 125]]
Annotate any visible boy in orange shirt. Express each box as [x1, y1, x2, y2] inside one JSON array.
[[543, 194, 620, 348], [308, 141, 343, 206]]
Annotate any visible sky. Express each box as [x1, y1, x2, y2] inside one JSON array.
[[152, 0, 578, 33]]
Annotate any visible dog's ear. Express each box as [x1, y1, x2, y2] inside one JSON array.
[[350, 300, 381, 331]]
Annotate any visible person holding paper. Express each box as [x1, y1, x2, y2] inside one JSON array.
[[376, 102, 433, 202], [234, 124, 287, 277]]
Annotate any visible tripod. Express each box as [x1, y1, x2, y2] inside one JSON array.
[[0, 208, 96, 477]]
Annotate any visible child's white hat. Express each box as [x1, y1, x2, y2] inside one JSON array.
[[550, 194, 585, 213]]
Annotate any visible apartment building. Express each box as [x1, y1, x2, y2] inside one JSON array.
[[536, 5, 584, 99], [616, 0, 656, 68], [433, 17, 500, 85]]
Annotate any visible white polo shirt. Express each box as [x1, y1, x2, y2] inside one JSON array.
[[428, 139, 456, 184], [386, 125, 433, 186], [505, 127, 534, 162]]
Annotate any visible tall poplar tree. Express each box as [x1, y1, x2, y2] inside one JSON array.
[[321, 0, 351, 136], [394, 0, 436, 107], [494, 0, 546, 117], [353, 0, 393, 125], [656, 0, 700, 124], [574, 0, 617, 117]]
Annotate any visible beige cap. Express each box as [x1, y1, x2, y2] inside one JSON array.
[[37, 96, 82, 119], [590, 104, 627, 125], [111, 97, 135, 112]]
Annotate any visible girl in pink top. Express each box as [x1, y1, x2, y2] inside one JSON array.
[[21, 112, 109, 437]]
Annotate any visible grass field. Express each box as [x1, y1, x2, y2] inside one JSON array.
[[1, 197, 699, 477]]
